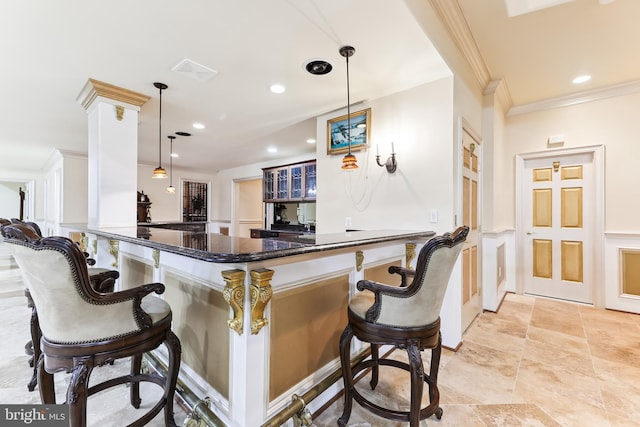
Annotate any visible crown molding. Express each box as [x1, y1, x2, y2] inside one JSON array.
[[484, 79, 513, 113], [429, 0, 491, 88], [77, 78, 150, 111], [508, 79, 640, 116]]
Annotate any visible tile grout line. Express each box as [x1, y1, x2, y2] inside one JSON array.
[[508, 294, 535, 406]]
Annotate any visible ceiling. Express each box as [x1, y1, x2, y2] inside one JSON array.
[[458, 0, 640, 108], [1, 0, 638, 174]]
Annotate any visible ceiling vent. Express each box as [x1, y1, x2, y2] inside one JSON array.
[[171, 59, 218, 82]]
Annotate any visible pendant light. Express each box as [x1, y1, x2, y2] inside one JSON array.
[[166, 135, 176, 193], [152, 82, 168, 179], [340, 46, 358, 170]]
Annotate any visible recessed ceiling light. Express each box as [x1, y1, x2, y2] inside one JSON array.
[[192, 123, 205, 129], [305, 59, 333, 75], [270, 84, 285, 94], [572, 75, 591, 84], [306, 138, 316, 144], [170, 153, 179, 158], [267, 147, 278, 153]]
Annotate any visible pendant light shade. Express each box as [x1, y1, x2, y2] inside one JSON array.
[[339, 46, 358, 171], [152, 82, 168, 179], [166, 135, 176, 193], [152, 166, 167, 179], [341, 153, 358, 170]]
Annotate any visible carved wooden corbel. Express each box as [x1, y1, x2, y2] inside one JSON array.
[[222, 269, 246, 335], [355, 250, 364, 272], [152, 249, 160, 269], [249, 268, 274, 335], [115, 105, 125, 121], [108, 240, 119, 268], [406, 243, 417, 270]]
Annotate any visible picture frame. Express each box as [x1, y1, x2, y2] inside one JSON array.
[[327, 108, 371, 155]]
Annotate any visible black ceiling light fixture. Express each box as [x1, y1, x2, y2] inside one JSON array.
[[305, 59, 333, 75], [339, 46, 358, 171], [152, 82, 168, 179]]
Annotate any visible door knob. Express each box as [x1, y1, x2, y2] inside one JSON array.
[[526, 231, 534, 235]]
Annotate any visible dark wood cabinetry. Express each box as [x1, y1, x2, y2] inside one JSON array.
[[263, 160, 316, 202], [137, 191, 151, 223]]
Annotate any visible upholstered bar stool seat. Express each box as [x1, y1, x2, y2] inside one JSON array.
[[5, 221, 121, 391], [2, 224, 181, 427], [338, 226, 468, 427]]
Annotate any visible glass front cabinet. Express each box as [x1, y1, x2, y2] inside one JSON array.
[[263, 160, 316, 202], [263, 169, 275, 201], [304, 162, 316, 199]]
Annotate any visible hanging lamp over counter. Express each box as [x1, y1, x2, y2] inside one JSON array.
[[152, 82, 168, 179], [340, 46, 358, 171]]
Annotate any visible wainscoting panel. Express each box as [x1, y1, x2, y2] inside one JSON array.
[[269, 274, 349, 401], [605, 233, 640, 314], [481, 230, 515, 312]]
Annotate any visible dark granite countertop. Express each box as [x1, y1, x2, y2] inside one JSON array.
[[137, 221, 208, 226], [80, 226, 435, 263], [249, 228, 315, 236]]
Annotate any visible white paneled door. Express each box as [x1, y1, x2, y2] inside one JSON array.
[[522, 153, 594, 303]]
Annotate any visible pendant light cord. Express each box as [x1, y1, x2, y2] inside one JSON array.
[[346, 52, 351, 155], [158, 87, 163, 166]]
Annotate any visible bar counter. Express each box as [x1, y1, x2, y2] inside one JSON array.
[[82, 226, 432, 263], [65, 225, 434, 427]]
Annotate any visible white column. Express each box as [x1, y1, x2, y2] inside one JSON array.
[[77, 79, 150, 228]]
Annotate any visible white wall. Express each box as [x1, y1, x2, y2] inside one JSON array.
[[212, 154, 315, 222], [0, 181, 27, 220], [0, 171, 44, 222], [138, 164, 217, 223], [62, 154, 88, 224], [316, 78, 456, 234], [503, 92, 640, 232]]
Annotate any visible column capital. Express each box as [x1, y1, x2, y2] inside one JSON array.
[[77, 78, 150, 111]]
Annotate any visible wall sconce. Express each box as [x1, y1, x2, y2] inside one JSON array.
[[376, 142, 397, 173]]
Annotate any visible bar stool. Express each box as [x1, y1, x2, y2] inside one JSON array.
[[4, 221, 120, 391], [338, 226, 468, 427], [2, 224, 181, 427]]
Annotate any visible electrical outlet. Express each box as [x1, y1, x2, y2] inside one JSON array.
[[345, 217, 352, 228]]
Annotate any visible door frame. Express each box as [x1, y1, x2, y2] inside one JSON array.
[[231, 175, 264, 238], [515, 145, 605, 307]]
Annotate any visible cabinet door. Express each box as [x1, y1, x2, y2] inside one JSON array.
[[263, 170, 275, 201], [290, 165, 304, 200], [276, 167, 289, 200], [304, 162, 317, 200]]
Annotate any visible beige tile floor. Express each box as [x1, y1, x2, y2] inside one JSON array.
[[2, 243, 640, 426], [314, 293, 640, 427]]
